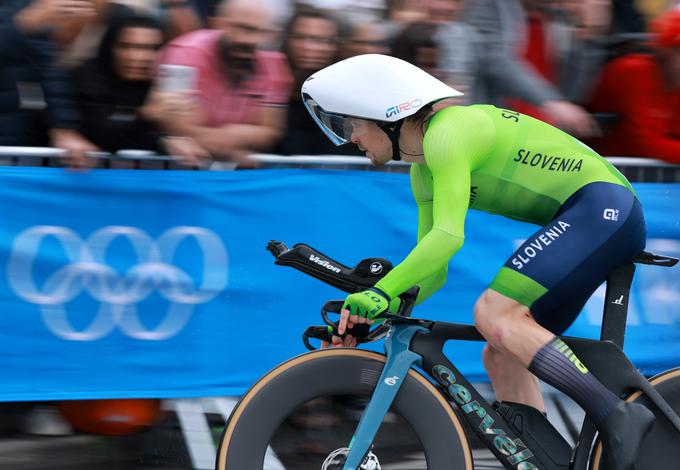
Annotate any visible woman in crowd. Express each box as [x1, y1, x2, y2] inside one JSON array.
[[74, 11, 168, 154], [276, 4, 361, 156]]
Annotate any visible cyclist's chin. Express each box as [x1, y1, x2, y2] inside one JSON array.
[[367, 152, 391, 166]]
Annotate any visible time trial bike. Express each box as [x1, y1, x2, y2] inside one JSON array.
[[216, 240, 680, 470]]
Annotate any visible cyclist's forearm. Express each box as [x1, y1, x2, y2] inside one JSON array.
[[416, 266, 448, 305], [375, 228, 463, 299]]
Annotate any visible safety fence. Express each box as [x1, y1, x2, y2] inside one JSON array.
[[0, 146, 679, 182]]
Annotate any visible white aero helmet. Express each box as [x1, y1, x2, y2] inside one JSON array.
[[301, 54, 463, 160]]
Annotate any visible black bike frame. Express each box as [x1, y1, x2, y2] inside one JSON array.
[[272, 240, 680, 469], [404, 260, 680, 470], [410, 322, 545, 469]]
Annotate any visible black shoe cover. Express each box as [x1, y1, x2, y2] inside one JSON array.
[[599, 401, 655, 470]]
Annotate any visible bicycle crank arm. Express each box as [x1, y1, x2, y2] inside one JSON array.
[[343, 323, 429, 470]]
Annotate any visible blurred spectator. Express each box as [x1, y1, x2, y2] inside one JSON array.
[[283, 5, 341, 86], [426, 0, 463, 24], [421, 0, 484, 103], [301, 0, 383, 23], [464, 0, 605, 137], [276, 4, 362, 155], [340, 21, 390, 59], [158, 0, 204, 38], [57, 1, 202, 69], [146, 0, 293, 165], [191, 0, 221, 22], [2, 0, 99, 167], [385, 0, 428, 24], [391, 21, 441, 77], [587, 6, 680, 163], [74, 11, 174, 154], [611, 0, 651, 33]]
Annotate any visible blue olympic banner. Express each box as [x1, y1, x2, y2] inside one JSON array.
[[0, 167, 677, 401]]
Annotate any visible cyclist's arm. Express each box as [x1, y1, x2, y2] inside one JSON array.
[[375, 107, 495, 300], [410, 163, 448, 305]]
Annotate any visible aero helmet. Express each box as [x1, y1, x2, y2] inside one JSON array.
[[301, 54, 462, 160]]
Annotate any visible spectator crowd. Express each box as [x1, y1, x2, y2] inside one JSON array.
[[2, 0, 680, 166]]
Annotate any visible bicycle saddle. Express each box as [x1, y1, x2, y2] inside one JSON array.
[[633, 251, 678, 267]]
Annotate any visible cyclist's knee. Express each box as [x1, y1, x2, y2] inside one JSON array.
[[473, 290, 491, 328], [474, 289, 530, 347], [473, 290, 503, 341]]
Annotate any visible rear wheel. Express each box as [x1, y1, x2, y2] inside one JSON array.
[[216, 348, 473, 469], [589, 367, 680, 469]]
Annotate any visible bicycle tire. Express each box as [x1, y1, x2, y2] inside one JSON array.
[[589, 367, 680, 469], [216, 348, 473, 470]]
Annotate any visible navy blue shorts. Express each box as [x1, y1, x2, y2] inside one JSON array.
[[489, 182, 646, 334]]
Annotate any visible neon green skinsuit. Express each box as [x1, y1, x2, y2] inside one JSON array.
[[372, 104, 634, 308]]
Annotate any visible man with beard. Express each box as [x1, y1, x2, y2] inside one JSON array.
[[146, 0, 292, 165]]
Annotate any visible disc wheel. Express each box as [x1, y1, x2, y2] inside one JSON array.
[[216, 348, 473, 469], [589, 367, 680, 469]]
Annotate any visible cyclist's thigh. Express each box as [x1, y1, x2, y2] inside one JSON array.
[[489, 182, 646, 335]]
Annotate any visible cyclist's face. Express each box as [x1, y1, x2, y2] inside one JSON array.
[[349, 119, 392, 164]]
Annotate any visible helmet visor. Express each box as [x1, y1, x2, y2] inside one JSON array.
[[302, 95, 369, 146]]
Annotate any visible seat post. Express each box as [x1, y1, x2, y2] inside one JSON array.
[[600, 262, 636, 348]]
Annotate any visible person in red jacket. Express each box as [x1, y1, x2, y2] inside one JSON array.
[[588, 7, 680, 164]]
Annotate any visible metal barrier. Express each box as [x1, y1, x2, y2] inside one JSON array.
[[0, 146, 678, 182]]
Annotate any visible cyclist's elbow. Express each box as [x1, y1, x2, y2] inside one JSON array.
[[430, 227, 464, 256]]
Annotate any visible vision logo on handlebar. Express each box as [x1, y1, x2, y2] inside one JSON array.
[[309, 255, 341, 273]]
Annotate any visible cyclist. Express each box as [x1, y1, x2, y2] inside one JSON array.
[[302, 54, 653, 470]]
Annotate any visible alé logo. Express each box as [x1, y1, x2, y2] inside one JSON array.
[[386, 99, 422, 118], [433, 364, 539, 469], [370, 262, 383, 274], [309, 255, 341, 273]]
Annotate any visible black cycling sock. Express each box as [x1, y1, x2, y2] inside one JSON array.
[[528, 337, 619, 425]]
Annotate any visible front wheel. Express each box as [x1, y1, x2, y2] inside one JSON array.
[[216, 348, 473, 470], [589, 367, 680, 469]]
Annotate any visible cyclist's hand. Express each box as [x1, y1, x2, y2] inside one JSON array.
[[325, 333, 357, 348], [338, 288, 389, 335]]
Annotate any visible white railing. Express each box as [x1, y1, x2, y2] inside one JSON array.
[[0, 147, 678, 181]]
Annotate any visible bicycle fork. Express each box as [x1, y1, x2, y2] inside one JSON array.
[[342, 324, 428, 470]]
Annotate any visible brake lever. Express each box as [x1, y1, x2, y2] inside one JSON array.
[[320, 300, 385, 343], [303, 325, 333, 351], [320, 301, 368, 340], [321, 300, 343, 328]]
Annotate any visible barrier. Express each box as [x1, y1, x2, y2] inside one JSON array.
[[0, 146, 679, 181], [0, 166, 676, 401]]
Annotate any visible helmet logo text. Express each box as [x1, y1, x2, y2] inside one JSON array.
[[386, 99, 422, 118]]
